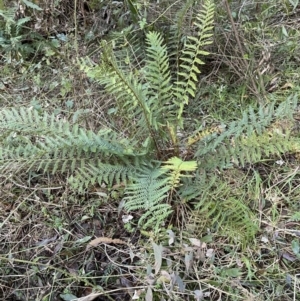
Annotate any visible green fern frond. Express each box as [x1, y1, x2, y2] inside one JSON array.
[[200, 132, 298, 169], [180, 173, 258, 246], [166, 0, 196, 74], [125, 167, 170, 210], [138, 203, 173, 230], [82, 48, 147, 115], [195, 97, 298, 168], [161, 156, 197, 187], [80, 45, 155, 141], [179, 171, 219, 205], [0, 107, 140, 176], [124, 157, 197, 230], [124, 166, 172, 229], [173, 0, 215, 121], [68, 162, 138, 193], [107, 25, 147, 73], [145, 31, 173, 128], [199, 195, 258, 246]]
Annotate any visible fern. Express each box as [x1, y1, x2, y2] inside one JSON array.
[[80, 44, 157, 147], [0, 6, 44, 60], [125, 157, 197, 230], [179, 172, 259, 246], [144, 31, 173, 130], [200, 196, 258, 246], [161, 156, 197, 187], [173, 0, 215, 122], [68, 162, 138, 193], [80, 0, 215, 156], [166, 0, 196, 76], [0, 107, 141, 177], [124, 166, 172, 230], [5, 0, 300, 243], [195, 96, 299, 169]]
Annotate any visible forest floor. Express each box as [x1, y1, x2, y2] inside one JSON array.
[[1, 1, 300, 301]]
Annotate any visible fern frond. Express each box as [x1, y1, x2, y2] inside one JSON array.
[[145, 31, 173, 129], [200, 132, 298, 169], [138, 204, 172, 230], [125, 167, 170, 210], [124, 158, 197, 230], [107, 25, 146, 70], [0, 108, 141, 176], [161, 156, 197, 187], [82, 49, 147, 115], [198, 196, 258, 246], [80, 44, 155, 141], [173, 0, 215, 121], [166, 0, 196, 74], [68, 162, 138, 193], [124, 166, 172, 229], [195, 97, 298, 168], [181, 173, 258, 246]]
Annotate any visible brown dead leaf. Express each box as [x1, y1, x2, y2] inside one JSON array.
[[87, 237, 127, 250]]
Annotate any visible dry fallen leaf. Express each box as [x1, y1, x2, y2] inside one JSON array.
[[152, 242, 163, 275], [166, 229, 175, 245], [86, 237, 127, 250], [185, 251, 193, 273], [122, 214, 133, 223], [132, 290, 142, 300], [194, 290, 204, 301], [206, 248, 214, 258], [281, 82, 294, 90], [145, 287, 153, 301], [189, 238, 202, 247]]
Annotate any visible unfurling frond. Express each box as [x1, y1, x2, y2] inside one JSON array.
[[161, 156, 197, 187]]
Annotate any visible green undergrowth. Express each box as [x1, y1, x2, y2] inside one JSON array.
[[1, 0, 300, 300]]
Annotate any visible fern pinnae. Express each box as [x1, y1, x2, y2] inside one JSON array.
[[124, 166, 172, 229], [195, 98, 297, 161], [69, 162, 137, 193], [173, 0, 215, 121], [167, 0, 196, 72], [0, 107, 144, 177], [81, 47, 160, 151], [145, 31, 173, 126], [138, 204, 173, 230]]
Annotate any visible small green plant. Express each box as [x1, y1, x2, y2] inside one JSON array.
[[0, 4, 44, 61]]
